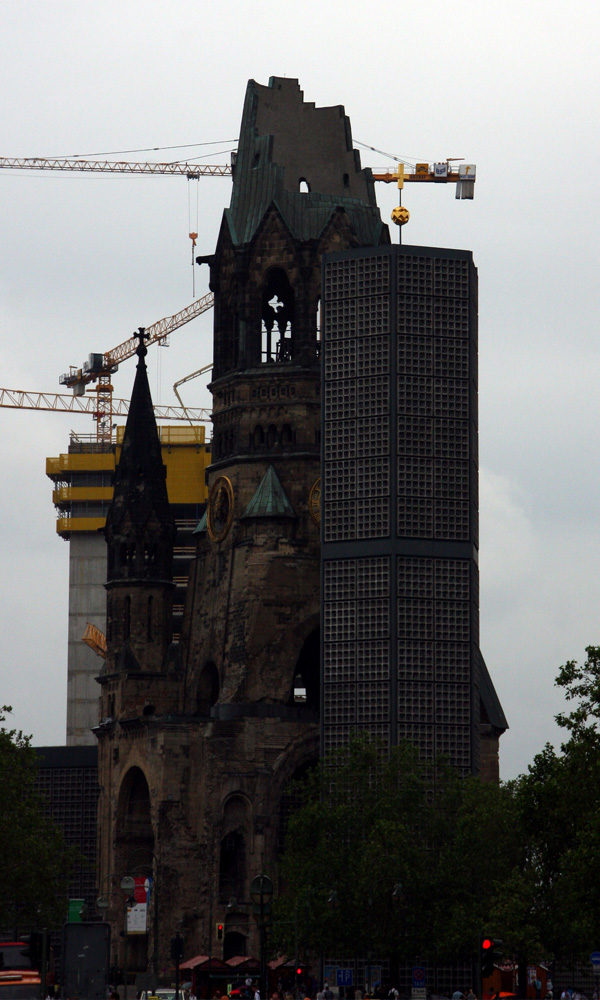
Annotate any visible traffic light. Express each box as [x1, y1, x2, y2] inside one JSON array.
[[21, 933, 42, 967], [170, 934, 184, 961], [480, 936, 503, 978], [216, 923, 224, 942]]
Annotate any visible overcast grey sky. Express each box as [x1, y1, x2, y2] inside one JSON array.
[[1, 1, 599, 781]]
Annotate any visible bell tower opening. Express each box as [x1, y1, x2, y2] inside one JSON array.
[[261, 268, 295, 363]]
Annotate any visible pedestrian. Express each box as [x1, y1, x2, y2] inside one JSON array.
[[255, 989, 261, 1000], [466, 989, 476, 1000], [389, 989, 399, 1000], [452, 990, 463, 1000]]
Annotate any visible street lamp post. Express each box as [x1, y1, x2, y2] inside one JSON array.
[[120, 877, 136, 1000], [96, 874, 136, 1000], [250, 875, 273, 999]]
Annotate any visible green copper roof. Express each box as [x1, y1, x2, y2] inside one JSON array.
[[227, 77, 387, 249], [242, 465, 296, 519], [193, 510, 207, 534]]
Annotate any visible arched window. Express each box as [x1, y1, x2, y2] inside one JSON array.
[[261, 268, 295, 363], [299, 177, 310, 193], [219, 830, 246, 902], [117, 767, 154, 847], [267, 424, 277, 449], [219, 796, 249, 902]]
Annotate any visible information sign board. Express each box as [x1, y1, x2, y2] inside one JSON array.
[[412, 968, 426, 989]]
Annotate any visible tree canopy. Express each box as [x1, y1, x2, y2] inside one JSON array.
[[272, 738, 521, 968], [274, 646, 600, 981], [0, 706, 78, 930]]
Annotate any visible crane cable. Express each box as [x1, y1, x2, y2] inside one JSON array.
[[188, 177, 199, 297]]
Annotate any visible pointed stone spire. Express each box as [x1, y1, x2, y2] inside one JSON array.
[[103, 329, 176, 676], [105, 329, 173, 554]]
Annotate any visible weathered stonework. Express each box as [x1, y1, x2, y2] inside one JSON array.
[[95, 77, 388, 979], [94, 77, 506, 983]]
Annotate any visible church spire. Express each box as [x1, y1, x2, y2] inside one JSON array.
[[105, 329, 172, 549], [103, 328, 175, 674]]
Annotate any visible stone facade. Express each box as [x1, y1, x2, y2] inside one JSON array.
[[94, 76, 506, 984], [95, 77, 389, 979]]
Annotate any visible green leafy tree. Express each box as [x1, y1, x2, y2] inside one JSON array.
[[0, 706, 78, 930], [272, 737, 522, 971], [492, 646, 600, 969]]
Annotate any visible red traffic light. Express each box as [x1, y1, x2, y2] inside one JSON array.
[[296, 969, 302, 977], [481, 938, 493, 951]]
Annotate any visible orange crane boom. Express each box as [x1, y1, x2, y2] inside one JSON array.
[[59, 292, 215, 441], [59, 292, 215, 390], [0, 387, 211, 422], [0, 156, 232, 178]]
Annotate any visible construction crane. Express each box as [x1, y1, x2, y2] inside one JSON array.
[[0, 149, 476, 242], [173, 363, 213, 427], [371, 159, 476, 231], [1, 150, 474, 433], [0, 156, 232, 179], [0, 154, 475, 189], [372, 159, 475, 189], [59, 292, 215, 442], [0, 386, 211, 423]]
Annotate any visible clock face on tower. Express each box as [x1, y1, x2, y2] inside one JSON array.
[[207, 476, 235, 542]]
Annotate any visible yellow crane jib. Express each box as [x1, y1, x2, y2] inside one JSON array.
[[372, 161, 476, 199]]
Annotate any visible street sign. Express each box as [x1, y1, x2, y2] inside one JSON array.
[[591, 951, 600, 966], [337, 969, 353, 988], [67, 899, 85, 923], [412, 968, 426, 989]]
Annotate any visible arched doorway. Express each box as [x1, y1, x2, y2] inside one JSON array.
[[223, 930, 247, 961]]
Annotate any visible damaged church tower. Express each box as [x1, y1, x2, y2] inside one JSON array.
[[95, 77, 389, 977]]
